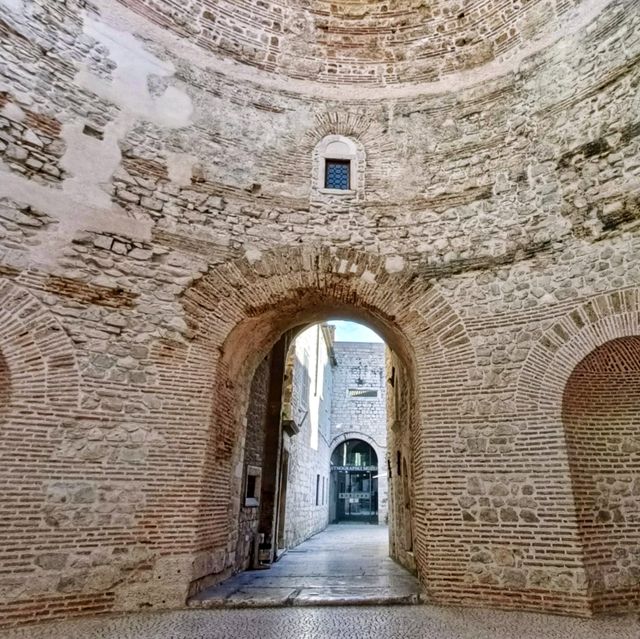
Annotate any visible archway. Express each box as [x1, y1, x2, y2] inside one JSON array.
[[191, 296, 421, 590], [181, 246, 475, 601], [236, 317, 399, 570], [517, 289, 640, 613], [562, 336, 640, 611]]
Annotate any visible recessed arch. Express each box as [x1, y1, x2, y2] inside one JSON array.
[[313, 134, 363, 197], [562, 336, 640, 612], [0, 280, 80, 414], [330, 437, 381, 524], [516, 289, 640, 417], [330, 438, 379, 468], [0, 280, 82, 615], [516, 288, 640, 612], [330, 431, 384, 457]]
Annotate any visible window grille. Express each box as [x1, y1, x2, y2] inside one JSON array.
[[325, 159, 350, 190]]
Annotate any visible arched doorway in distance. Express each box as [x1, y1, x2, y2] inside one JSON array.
[[330, 439, 379, 525]]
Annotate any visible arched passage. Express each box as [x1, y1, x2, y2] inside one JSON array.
[[563, 337, 640, 611], [181, 245, 474, 598], [213, 307, 414, 578]]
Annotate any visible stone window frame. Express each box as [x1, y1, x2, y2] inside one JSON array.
[[312, 135, 365, 200], [244, 465, 261, 508]]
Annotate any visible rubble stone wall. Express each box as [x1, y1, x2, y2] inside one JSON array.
[[115, 0, 606, 85], [0, 0, 638, 626]]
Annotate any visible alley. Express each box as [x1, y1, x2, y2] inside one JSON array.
[[190, 524, 422, 607]]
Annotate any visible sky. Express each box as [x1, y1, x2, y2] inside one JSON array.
[[328, 320, 384, 343]]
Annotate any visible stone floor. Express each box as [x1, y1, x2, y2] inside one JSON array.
[[2, 524, 637, 638], [2, 605, 638, 639], [190, 523, 423, 607]]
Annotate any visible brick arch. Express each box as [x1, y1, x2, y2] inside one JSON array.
[[263, 111, 395, 199], [330, 431, 385, 458], [302, 112, 388, 159], [514, 289, 640, 613], [181, 244, 474, 593], [562, 336, 640, 612], [0, 280, 80, 415], [183, 245, 474, 386], [516, 289, 640, 416]]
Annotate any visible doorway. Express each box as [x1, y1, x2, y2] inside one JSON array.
[[193, 319, 422, 606], [331, 439, 379, 524]]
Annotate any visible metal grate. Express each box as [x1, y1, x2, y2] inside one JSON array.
[[325, 159, 350, 190]]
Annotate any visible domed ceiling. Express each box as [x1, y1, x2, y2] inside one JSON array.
[[117, 0, 590, 85]]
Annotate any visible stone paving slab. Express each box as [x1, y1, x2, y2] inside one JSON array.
[[190, 523, 424, 609], [1, 606, 638, 639], [225, 587, 299, 607], [220, 574, 420, 588], [292, 586, 422, 606]]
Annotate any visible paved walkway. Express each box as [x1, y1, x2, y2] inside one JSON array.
[[190, 523, 423, 607], [2, 605, 638, 639]]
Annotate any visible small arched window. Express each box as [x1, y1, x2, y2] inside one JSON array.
[[312, 135, 364, 199]]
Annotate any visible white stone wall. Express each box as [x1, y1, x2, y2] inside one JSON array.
[[281, 325, 333, 548]]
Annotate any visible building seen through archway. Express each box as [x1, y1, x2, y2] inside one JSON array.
[[238, 319, 398, 569]]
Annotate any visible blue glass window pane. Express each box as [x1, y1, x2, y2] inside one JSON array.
[[325, 160, 350, 190]]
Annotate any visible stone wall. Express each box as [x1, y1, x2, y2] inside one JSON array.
[[281, 324, 332, 548], [386, 349, 415, 573], [330, 341, 388, 524], [236, 353, 271, 571], [115, 0, 601, 85], [0, 0, 638, 626]]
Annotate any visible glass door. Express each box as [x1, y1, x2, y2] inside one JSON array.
[[331, 440, 378, 524]]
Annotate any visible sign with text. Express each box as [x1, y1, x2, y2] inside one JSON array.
[[338, 492, 371, 500]]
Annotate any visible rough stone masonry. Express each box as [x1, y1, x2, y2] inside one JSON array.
[[0, 0, 639, 627]]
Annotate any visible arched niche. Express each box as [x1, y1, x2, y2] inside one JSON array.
[[562, 336, 640, 612], [312, 134, 365, 200]]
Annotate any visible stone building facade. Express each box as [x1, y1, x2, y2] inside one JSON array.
[[279, 324, 333, 550], [241, 328, 390, 565], [329, 341, 388, 525], [0, 0, 639, 627]]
